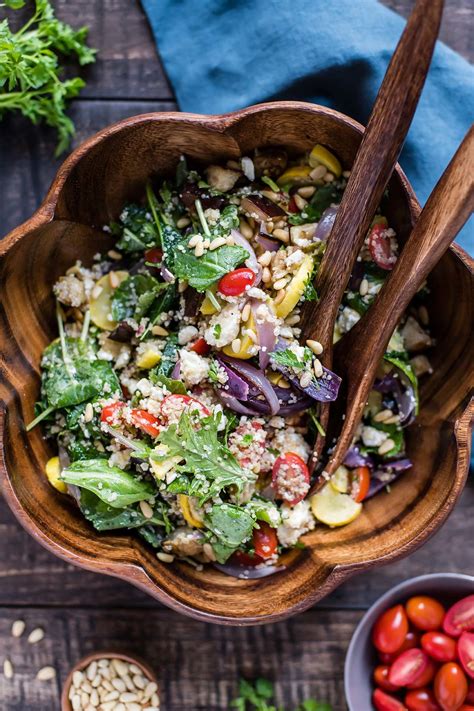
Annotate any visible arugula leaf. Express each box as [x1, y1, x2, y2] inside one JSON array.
[[150, 333, 179, 377], [205, 504, 256, 549], [244, 498, 281, 527], [384, 354, 419, 414], [61, 459, 154, 508], [0, 0, 96, 155], [79, 489, 165, 531], [289, 184, 343, 225], [172, 244, 248, 292], [111, 204, 160, 253], [156, 411, 254, 503], [111, 274, 168, 321], [271, 347, 312, 371]]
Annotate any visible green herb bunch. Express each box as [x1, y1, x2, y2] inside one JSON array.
[[0, 0, 96, 155], [231, 678, 332, 711]]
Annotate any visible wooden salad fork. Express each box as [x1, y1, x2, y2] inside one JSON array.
[[318, 124, 474, 481], [299, 0, 445, 470]]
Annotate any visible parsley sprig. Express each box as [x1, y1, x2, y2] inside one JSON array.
[[0, 0, 96, 155], [231, 678, 332, 711]]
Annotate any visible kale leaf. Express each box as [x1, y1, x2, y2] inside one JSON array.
[[111, 273, 168, 321], [112, 204, 160, 253]]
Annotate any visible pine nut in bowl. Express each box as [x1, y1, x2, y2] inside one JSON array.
[[61, 651, 160, 711], [0, 102, 472, 625]]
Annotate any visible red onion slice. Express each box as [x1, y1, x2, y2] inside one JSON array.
[[214, 562, 285, 579], [314, 206, 338, 242], [160, 265, 175, 283], [250, 300, 277, 370], [219, 355, 280, 415], [171, 361, 181, 380]]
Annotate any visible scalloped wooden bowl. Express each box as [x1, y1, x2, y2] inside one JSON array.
[[0, 102, 472, 625]]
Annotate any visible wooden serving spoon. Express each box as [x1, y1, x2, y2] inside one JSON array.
[[321, 124, 474, 481], [299, 0, 445, 470]]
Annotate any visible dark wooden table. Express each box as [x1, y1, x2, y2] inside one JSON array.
[[0, 2, 472, 709]]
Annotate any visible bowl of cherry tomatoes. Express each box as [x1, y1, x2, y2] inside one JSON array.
[[344, 573, 474, 711]]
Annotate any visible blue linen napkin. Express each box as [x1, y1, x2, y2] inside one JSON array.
[[142, 0, 473, 250]]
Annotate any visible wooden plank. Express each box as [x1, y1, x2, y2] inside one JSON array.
[[1, 481, 472, 609], [0, 607, 359, 710]]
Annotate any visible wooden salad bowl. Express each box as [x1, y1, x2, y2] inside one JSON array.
[[0, 102, 472, 625]]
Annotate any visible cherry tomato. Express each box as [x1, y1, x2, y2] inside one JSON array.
[[190, 337, 211, 356], [144, 247, 163, 263], [404, 688, 441, 711], [389, 648, 429, 687], [434, 663, 468, 711], [100, 401, 124, 424], [466, 680, 474, 703], [380, 631, 421, 664], [230, 550, 263, 567], [406, 597, 446, 631], [421, 632, 457, 663], [406, 658, 437, 689], [459, 706, 474, 710], [368, 223, 397, 270], [458, 632, 474, 680], [373, 605, 410, 654], [252, 522, 278, 560], [130, 409, 161, 438], [351, 466, 371, 502], [160, 394, 210, 423], [218, 267, 256, 296], [374, 665, 400, 693], [271, 452, 310, 506], [373, 688, 408, 711], [444, 597, 474, 638], [287, 196, 298, 213]]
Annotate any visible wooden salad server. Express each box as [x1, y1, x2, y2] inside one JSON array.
[[299, 0, 445, 471], [318, 123, 474, 481]]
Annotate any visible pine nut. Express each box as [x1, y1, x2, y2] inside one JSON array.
[[257, 251, 272, 267], [82, 680, 92, 694], [3, 658, 13, 679], [176, 216, 191, 229], [272, 228, 289, 243], [359, 278, 369, 296], [384, 414, 400, 424], [84, 402, 94, 423], [103, 690, 120, 702], [343, 170, 351, 178], [107, 249, 122, 261], [11, 620, 25, 638], [306, 339, 323, 355], [273, 277, 289, 291], [231, 338, 242, 353], [71, 695, 81, 711], [188, 234, 201, 248], [239, 219, 254, 240], [112, 678, 126, 692], [310, 165, 326, 181], [73, 670, 84, 687], [28, 627, 44, 644], [299, 371, 312, 388], [279, 326, 293, 338], [81, 691, 90, 706], [298, 186, 316, 198], [36, 666, 56, 681], [274, 289, 286, 305], [178, 279, 188, 293], [144, 682, 158, 699], [120, 692, 139, 702], [139, 500, 154, 519], [278, 378, 291, 389], [91, 284, 103, 300], [373, 409, 393, 423], [112, 660, 128, 678], [286, 314, 300, 325], [323, 172, 335, 182], [241, 303, 251, 322], [109, 271, 120, 289], [294, 194, 308, 210], [123, 673, 135, 691], [244, 329, 258, 343], [151, 325, 169, 337], [157, 551, 174, 563], [209, 237, 227, 251], [194, 242, 205, 257], [225, 235, 235, 246], [133, 674, 146, 689], [313, 359, 323, 378], [262, 267, 271, 283], [90, 689, 99, 706], [378, 438, 395, 455], [151, 695, 160, 707], [91, 674, 102, 688]]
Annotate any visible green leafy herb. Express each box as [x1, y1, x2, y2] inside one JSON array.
[[79, 489, 166, 531], [261, 175, 280, 193], [156, 411, 254, 504], [207, 358, 221, 384], [231, 678, 332, 711], [111, 274, 168, 321], [213, 323, 222, 339], [150, 333, 179, 377], [172, 243, 248, 292], [140, 283, 177, 341], [175, 155, 188, 187], [271, 346, 312, 371], [149, 373, 187, 395], [210, 204, 240, 238], [288, 184, 343, 225], [61, 459, 154, 508], [384, 354, 419, 414], [309, 408, 326, 437], [302, 277, 318, 302], [205, 504, 256, 558], [111, 204, 160, 254], [0, 0, 96, 155], [244, 498, 281, 527]]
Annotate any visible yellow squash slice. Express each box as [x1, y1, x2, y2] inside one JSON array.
[[45, 456, 67, 493], [309, 144, 342, 177], [178, 495, 204, 528], [330, 465, 350, 494], [222, 312, 256, 359], [275, 254, 314, 319], [89, 271, 129, 330], [310, 482, 362, 527]]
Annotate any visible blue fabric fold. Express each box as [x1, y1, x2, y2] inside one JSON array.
[[141, 0, 473, 250]]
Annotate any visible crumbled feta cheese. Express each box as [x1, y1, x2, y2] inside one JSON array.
[[277, 500, 315, 547], [361, 426, 388, 447], [285, 249, 305, 268], [204, 304, 241, 347], [179, 349, 210, 386], [178, 325, 199, 345], [337, 306, 361, 334]]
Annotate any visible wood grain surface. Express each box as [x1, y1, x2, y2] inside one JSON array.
[[0, 1, 472, 709]]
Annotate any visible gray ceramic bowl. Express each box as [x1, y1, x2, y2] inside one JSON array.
[[344, 573, 474, 710]]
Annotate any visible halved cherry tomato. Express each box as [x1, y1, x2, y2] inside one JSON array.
[[380, 631, 421, 664], [389, 649, 429, 687], [144, 247, 163, 263], [373, 688, 408, 711], [252, 522, 278, 560], [374, 665, 400, 693], [421, 632, 457, 663], [368, 223, 397, 271], [458, 632, 474, 679], [100, 401, 124, 424], [459, 706, 474, 710], [218, 267, 256, 296], [271, 452, 310, 506], [404, 688, 441, 711], [444, 597, 474, 638], [130, 409, 161, 438], [406, 658, 437, 690], [373, 605, 410, 654], [190, 337, 211, 356], [434, 663, 468, 711], [351, 466, 371, 502], [406, 597, 446, 631], [160, 394, 210, 423], [230, 550, 263, 567]]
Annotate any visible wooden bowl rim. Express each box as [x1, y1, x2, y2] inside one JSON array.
[[0, 100, 473, 625], [60, 649, 159, 711]]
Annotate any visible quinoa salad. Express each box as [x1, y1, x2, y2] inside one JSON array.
[[30, 144, 434, 575]]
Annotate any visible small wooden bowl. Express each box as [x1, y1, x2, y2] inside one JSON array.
[[61, 650, 159, 711], [0, 102, 473, 625]]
